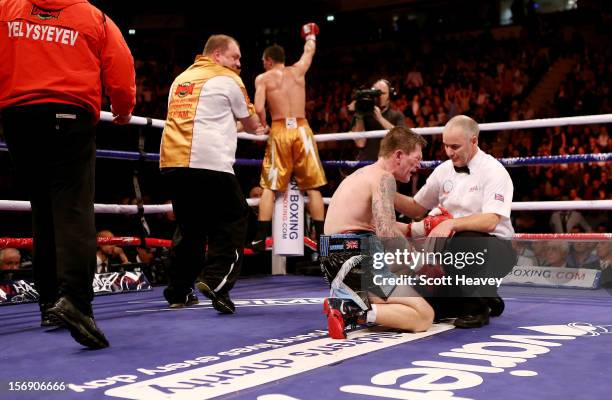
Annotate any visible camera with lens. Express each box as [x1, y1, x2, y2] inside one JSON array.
[[353, 88, 382, 115]]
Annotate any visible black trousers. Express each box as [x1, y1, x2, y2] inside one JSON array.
[[427, 231, 517, 318], [162, 168, 248, 299], [2, 104, 97, 315]]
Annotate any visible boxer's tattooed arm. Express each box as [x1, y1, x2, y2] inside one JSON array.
[[372, 173, 402, 237], [372, 174, 411, 268]]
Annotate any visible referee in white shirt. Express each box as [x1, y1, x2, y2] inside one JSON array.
[[397, 115, 517, 328]]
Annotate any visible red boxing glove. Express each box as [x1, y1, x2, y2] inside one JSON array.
[[301, 22, 319, 41], [406, 207, 453, 239]]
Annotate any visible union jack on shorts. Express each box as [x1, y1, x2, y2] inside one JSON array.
[[344, 240, 359, 250]]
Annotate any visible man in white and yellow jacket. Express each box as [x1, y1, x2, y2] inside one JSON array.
[[160, 34, 263, 314]]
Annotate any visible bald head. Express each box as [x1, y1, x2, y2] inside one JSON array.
[[0, 248, 21, 270], [97, 230, 114, 238], [97, 230, 116, 255], [445, 115, 480, 140], [442, 115, 480, 167]]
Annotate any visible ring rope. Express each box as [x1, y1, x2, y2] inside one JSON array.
[[0, 199, 256, 214], [3, 144, 607, 170], [514, 233, 612, 241], [1, 233, 610, 251], [96, 111, 612, 140], [1, 199, 612, 214], [0, 236, 266, 256], [312, 113, 612, 141], [0, 237, 171, 250], [0, 236, 267, 255]]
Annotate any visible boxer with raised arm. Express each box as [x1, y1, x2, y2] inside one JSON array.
[[321, 127, 448, 339], [251, 23, 327, 251]]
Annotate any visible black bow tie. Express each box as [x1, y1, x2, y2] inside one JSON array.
[[454, 165, 470, 174]]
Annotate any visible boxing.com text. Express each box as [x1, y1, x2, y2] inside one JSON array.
[[372, 249, 486, 270]]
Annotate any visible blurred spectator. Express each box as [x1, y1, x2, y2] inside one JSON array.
[[0, 248, 22, 281], [0, 247, 21, 270], [514, 212, 538, 233], [405, 64, 423, 89], [135, 246, 155, 265], [532, 240, 550, 266], [550, 210, 591, 233], [596, 241, 612, 270], [566, 227, 599, 269], [513, 242, 537, 266], [141, 246, 171, 285], [544, 241, 569, 268], [96, 230, 130, 273], [597, 126, 609, 148]]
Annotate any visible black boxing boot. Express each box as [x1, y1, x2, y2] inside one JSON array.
[[251, 220, 271, 252], [311, 219, 325, 260]]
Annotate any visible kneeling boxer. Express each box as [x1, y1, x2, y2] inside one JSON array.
[[321, 127, 450, 339]]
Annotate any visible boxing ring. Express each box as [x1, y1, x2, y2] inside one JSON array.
[[0, 113, 611, 400]]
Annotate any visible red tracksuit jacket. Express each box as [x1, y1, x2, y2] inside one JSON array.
[[0, 0, 135, 119]]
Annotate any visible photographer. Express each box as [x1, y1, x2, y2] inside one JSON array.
[[350, 79, 406, 161]]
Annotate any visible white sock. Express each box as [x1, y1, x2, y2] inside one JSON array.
[[366, 304, 378, 323]]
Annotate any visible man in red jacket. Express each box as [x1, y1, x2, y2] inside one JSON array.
[[0, 0, 136, 349]]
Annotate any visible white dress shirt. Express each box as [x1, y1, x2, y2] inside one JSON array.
[[414, 148, 515, 238]]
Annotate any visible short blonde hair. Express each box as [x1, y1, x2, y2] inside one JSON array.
[[379, 126, 426, 157], [203, 34, 238, 56]]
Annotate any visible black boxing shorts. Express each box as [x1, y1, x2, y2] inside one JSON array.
[[319, 233, 397, 310]]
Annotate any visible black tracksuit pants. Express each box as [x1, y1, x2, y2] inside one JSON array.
[[162, 168, 248, 300], [2, 103, 97, 316]]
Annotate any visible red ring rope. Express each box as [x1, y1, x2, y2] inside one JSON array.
[[1, 234, 610, 251]]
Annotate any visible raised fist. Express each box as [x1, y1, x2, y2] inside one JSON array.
[[406, 207, 453, 239], [301, 22, 319, 41]]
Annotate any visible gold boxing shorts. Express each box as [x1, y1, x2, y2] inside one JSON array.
[[260, 118, 327, 191]]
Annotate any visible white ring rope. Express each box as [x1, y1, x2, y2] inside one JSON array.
[[2, 114, 604, 217], [99, 111, 612, 141], [508, 200, 612, 211], [0, 199, 257, 213], [1, 199, 611, 214], [312, 114, 612, 142], [101, 113, 165, 130]]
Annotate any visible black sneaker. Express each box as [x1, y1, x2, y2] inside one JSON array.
[[195, 281, 235, 314], [47, 297, 109, 349], [166, 288, 199, 309], [250, 238, 267, 253], [40, 302, 61, 327], [323, 298, 367, 339]]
